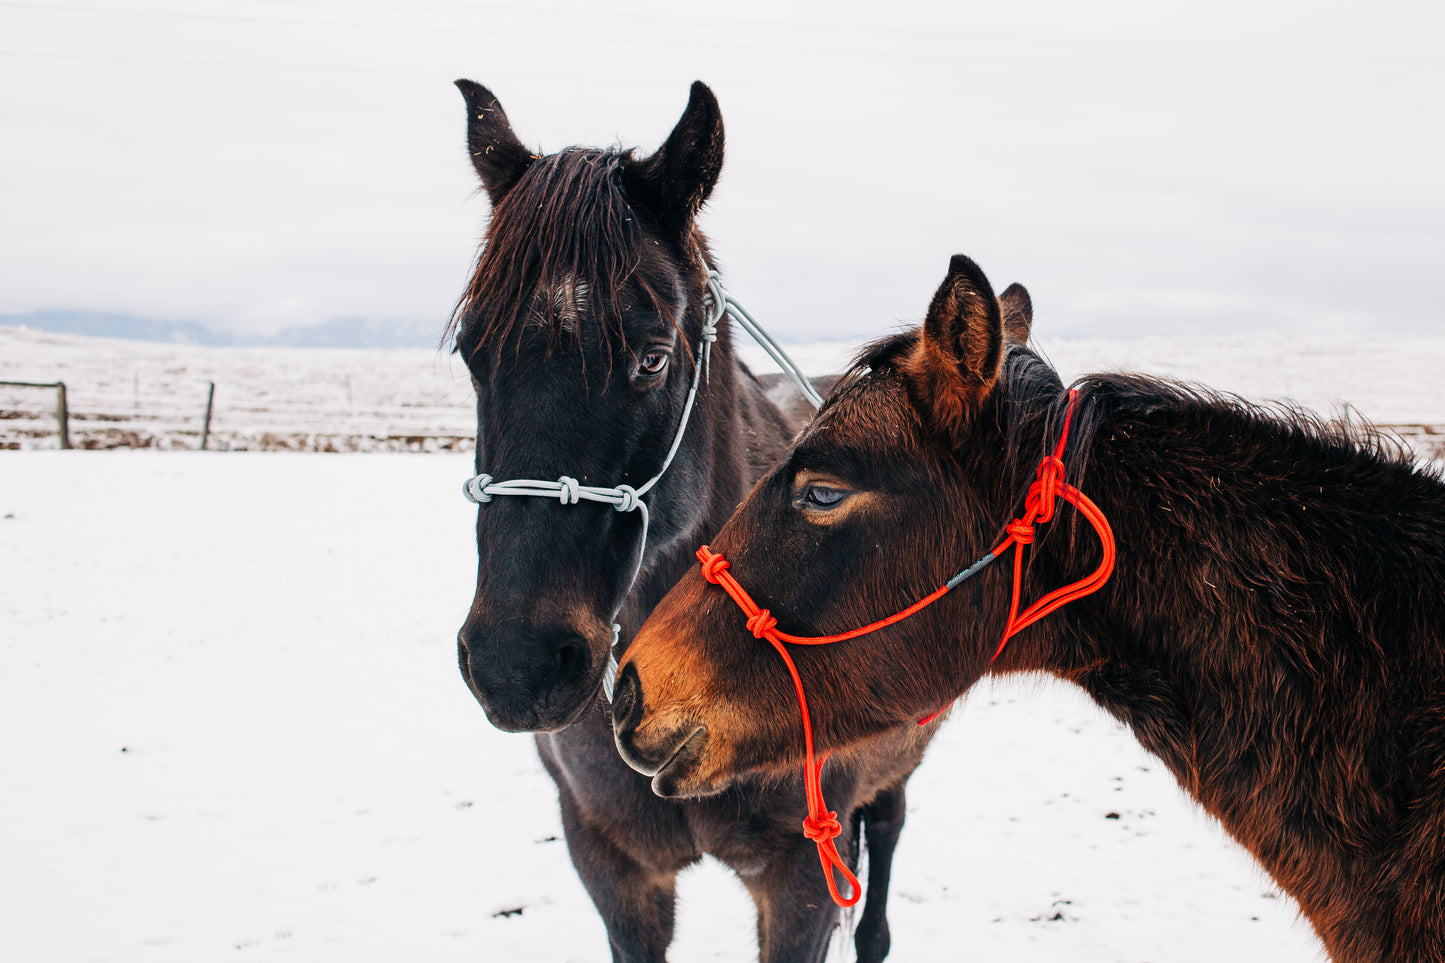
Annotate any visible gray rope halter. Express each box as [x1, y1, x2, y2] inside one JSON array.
[[462, 269, 822, 701]]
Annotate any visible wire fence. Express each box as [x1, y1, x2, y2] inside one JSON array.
[[2, 374, 1442, 462], [0, 378, 478, 452]]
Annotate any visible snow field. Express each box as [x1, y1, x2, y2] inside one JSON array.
[[0, 451, 1325, 961]]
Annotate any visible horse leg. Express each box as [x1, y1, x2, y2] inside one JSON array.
[[556, 790, 679, 963], [742, 836, 848, 963], [853, 781, 907, 963]]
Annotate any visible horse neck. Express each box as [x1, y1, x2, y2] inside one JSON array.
[[1005, 391, 1445, 953]]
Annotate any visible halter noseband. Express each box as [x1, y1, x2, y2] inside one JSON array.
[[462, 269, 821, 701]]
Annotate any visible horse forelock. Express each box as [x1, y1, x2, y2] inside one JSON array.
[[450, 147, 689, 364], [825, 332, 1064, 468]]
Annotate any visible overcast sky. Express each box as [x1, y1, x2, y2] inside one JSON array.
[[2, 0, 1441, 345]]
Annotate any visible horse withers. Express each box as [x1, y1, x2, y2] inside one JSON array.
[[450, 80, 935, 962], [615, 253, 1445, 960]]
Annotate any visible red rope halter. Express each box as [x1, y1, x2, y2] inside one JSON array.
[[695, 388, 1115, 907]]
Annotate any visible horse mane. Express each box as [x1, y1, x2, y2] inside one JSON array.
[[838, 328, 1437, 521], [1064, 368, 1429, 480], [448, 147, 677, 361]]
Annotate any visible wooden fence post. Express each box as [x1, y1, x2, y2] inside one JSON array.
[[55, 381, 70, 449], [0, 380, 68, 448], [201, 381, 215, 451]]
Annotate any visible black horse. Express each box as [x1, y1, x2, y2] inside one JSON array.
[[448, 80, 936, 962]]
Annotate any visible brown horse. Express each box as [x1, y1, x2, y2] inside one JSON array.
[[614, 253, 1445, 961], [450, 80, 935, 962]]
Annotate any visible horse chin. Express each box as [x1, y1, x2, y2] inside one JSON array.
[[530, 690, 600, 733], [459, 628, 617, 733], [647, 726, 730, 798], [463, 662, 606, 734], [527, 663, 615, 732]]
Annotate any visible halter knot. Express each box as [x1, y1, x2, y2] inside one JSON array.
[[1031, 454, 1066, 523], [745, 609, 778, 639], [1005, 519, 1035, 545], [699, 550, 730, 584], [704, 271, 727, 316], [463, 474, 494, 504], [613, 484, 639, 513], [557, 476, 580, 505], [802, 811, 842, 842]]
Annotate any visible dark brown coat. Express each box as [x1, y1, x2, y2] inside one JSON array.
[[617, 253, 1445, 961]]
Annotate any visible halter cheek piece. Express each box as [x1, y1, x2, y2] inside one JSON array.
[[462, 269, 822, 701]]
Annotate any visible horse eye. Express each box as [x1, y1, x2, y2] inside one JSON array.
[[638, 351, 669, 375], [803, 485, 847, 509]]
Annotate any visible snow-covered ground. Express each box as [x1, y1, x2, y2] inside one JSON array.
[[1, 451, 1328, 962], [6, 327, 1444, 961]]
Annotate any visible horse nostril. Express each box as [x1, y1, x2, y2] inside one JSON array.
[[611, 662, 642, 733], [552, 639, 588, 688]]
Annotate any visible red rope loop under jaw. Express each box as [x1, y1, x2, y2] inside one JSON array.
[[689, 388, 1114, 908], [799, 753, 858, 907], [802, 809, 842, 841], [693, 545, 863, 907]]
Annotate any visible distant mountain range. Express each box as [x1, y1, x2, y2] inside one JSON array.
[[0, 310, 449, 350]]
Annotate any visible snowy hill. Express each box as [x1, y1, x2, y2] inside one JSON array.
[[0, 311, 444, 350], [3, 324, 1442, 458], [0, 325, 475, 452]]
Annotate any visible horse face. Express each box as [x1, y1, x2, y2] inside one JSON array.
[[456, 261, 702, 732], [615, 256, 1032, 794], [451, 82, 726, 733]]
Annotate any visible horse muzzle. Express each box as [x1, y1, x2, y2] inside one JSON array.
[[611, 663, 712, 796], [457, 621, 602, 733]]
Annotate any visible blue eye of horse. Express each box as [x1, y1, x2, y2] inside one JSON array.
[[639, 352, 669, 375], [804, 485, 846, 508]]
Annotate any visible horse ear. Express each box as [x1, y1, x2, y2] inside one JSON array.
[[455, 79, 535, 205], [999, 282, 1033, 344], [623, 81, 724, 237], [905, 254, 1003, 436]]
